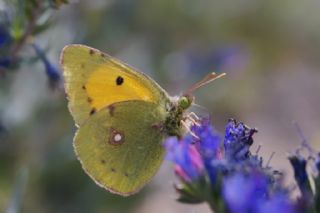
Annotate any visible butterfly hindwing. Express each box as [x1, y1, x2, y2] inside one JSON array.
[[61, 44, 169, 126], [74, 100, 167, 195]]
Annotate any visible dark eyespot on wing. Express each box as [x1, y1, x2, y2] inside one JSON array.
[[87, 97, 92, 103], [90, 108, 96, 115], [108, 105, 115, 116], [116, 76, 124, 85], [89, 49, 95, 55], [82, 85, 86, 90], [101, 159, 105, 164]]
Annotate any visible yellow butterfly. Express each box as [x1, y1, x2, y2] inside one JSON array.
[[60, 44, 225, 196]]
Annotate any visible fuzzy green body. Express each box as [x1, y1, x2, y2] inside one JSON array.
[[164, 101, 186, 137]]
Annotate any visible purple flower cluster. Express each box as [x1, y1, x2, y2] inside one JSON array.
[[165, 136, 204, 182], [0, 24, 12, 70], [164, 118, 320, 213], [0, 2, 61, 88]]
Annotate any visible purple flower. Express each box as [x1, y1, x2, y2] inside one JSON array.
[[165, 118, 314, 213], [288, 155, 312, 199], [316, 153, 320, 173], [191, 118, 222, 183], [0, 26, 12, 70], [223, 172, 268, 213], [32, 44, 61, 88], [0, 26, 11, 48], [164, 136, 204, 182], [192, 118, 221, 159], [0, 57, 11, 69], [224, 119, 257, 161], [257, 193, 295, 213], [315, 153, 320, 213]]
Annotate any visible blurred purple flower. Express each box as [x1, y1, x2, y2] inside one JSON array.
[[32, 44, 61, 88], [223, 172, 268, 213], [192, 118, 221, 158], [257, 193, 295, 213], [315, 153, 320, 213], [223, 172, 294, 213], [0, 26, 12, 70], [316, 153, 320, 172], [0, 26, 11, 48], [0, 57, 11, 68], [164, 118, 315, 212], [164, 136, 204, 182], [288, 155, 312, 199], [191, 118, 222, 183]]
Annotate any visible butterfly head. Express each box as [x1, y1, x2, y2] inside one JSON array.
[[177, 72, 226, 111], [178, 94, 194, 110]]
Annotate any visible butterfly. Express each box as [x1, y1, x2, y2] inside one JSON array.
[[60, 44, 225, 196]]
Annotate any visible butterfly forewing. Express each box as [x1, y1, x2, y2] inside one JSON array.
[[61, 44, 169, 126]]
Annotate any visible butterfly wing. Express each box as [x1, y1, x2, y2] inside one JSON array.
[[74, 100, 167, 195], [61, 44, 169, 126]]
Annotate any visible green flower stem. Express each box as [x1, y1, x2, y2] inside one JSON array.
[[10, 0, 43, 58]]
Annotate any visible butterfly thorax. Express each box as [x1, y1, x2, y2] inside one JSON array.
[[164, 94, 193, 137]]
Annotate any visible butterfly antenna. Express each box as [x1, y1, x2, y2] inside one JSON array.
[[186, 72, 226, 94]]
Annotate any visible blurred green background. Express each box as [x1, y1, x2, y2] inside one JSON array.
[[1, 0, 320, 212]]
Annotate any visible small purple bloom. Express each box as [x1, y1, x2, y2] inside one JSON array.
[[191, 118, 222, 183], [316, 153, 320, 172], [0, 57, 11, 68], [32, 44, 61, 88], [164, 136, 204, 182], [315, 153, 320, 213], [288, 155, 312, 198], [224, 119, 257, 161], [0, 26, 11, 48], [192, 118, 221, 159]]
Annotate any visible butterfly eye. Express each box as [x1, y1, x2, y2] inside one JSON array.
[[178, 96, 192, 110]]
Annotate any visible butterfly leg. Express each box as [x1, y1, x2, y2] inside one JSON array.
[[180, 120, 199, 140], [189, 112, 200, 120], [184, 113, 200, 127]]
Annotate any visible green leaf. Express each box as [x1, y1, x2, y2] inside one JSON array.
[[175, 184, 204, 204], [9, 18, 24, 40]]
